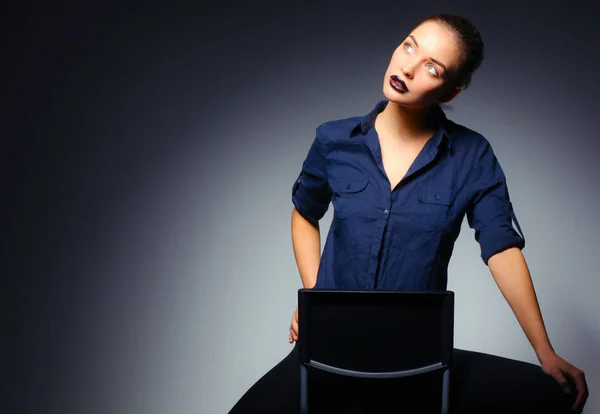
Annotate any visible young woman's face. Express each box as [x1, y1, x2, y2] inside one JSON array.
[[383, 20, 463, 107]]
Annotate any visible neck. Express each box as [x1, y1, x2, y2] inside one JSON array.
[[375, 100, 439, 144]]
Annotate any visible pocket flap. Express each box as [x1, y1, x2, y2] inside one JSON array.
[[418, 186, 453, 206], [329, 176, 369, 194]]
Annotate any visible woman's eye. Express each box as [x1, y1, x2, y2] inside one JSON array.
[[426, 64, 438, 76], [403, 43, 414, 53]]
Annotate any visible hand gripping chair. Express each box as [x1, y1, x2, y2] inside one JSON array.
[[298, 289, 454, 413]]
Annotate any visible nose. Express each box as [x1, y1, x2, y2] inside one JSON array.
[[400, 59, 418, 79], [401, 64, 414, 79]]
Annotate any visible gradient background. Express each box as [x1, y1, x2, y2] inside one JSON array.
[[4, 1, 599, 413]]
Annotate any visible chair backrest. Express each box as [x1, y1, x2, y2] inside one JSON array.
[[298, 289, 454, 378]]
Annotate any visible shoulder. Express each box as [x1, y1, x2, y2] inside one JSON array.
[[444, 119, 509, 186], [442, 118, 503, 169], [315, 116, 362, 142], [444, 119, 492, 151], [309, 116, 362, 155], [443, 118, 508, 182]]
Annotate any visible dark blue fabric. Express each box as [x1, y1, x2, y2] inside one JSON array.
[[292, 99, 525, 291]]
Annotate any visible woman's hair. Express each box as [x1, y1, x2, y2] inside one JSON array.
[[419, 13, 484, 90]]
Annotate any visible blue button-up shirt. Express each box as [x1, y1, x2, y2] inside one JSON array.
[[292, 99, 525, 291]]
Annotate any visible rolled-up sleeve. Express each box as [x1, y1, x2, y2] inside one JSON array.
[[292, 126, 331, 223], [466, 142, 525, 265]]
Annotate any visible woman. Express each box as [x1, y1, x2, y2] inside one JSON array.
[[230, 13, 588, 413]]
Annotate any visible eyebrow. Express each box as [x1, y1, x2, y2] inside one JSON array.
[[408, 35, 448, 72]]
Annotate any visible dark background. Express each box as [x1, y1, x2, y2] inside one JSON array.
[[4, 1, 599, 413]]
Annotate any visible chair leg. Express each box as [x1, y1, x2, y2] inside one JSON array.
[[441, 369, 450, 414], [300, 365, 308, 414]]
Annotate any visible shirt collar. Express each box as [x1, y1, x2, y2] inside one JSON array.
[[350, 99, 453, 151]]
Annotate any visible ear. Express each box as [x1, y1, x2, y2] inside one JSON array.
[[437, 86, 461, 103]]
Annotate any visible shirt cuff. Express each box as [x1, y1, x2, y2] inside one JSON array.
[[292, 176, 328, 223], [478, 224, 525, 265]]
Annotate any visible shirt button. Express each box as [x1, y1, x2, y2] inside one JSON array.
[[435, 194, 440, 200], [346, 184, 351, 189], [384, 209, 389, 215]]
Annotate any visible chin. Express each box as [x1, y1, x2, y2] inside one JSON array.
[[383, 88, 417, 107], [383, 84, 405, 102], [383, 86, 436, 109]]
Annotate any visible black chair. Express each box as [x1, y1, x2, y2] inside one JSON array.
[[298, 289, 454, 413]]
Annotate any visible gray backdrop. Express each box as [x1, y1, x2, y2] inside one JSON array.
[[4, 1, 599, 413]]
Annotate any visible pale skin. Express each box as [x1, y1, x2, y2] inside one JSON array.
[[289, 20, 588, 412]]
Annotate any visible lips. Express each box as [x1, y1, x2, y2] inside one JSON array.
[[390, 74, 408, 93]]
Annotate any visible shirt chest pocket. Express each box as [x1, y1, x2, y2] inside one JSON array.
[[329, 176, 369, 219], [416, 185, 454, 231]]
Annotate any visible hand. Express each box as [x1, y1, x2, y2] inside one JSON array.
[[289, 306, 299, 343], [541, 352, 588, 412]]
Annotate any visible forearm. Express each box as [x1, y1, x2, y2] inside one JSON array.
[[488, 247, 555, 364], [291, 207, 321, 288]]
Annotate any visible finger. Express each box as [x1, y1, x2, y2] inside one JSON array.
[[571, 371, 588, 411], [289, 312, 296, 342], [550, 371, 571, 393]]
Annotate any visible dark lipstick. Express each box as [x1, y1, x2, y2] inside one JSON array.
[[390, 74, 408, 93]]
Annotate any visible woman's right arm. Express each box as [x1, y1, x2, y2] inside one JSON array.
[[291, 206, 321, 289], [289, 125, 330, 342], [289, 207, 321, 343]]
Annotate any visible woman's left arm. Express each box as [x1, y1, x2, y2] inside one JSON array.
[[488, 247, 589, 412]]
